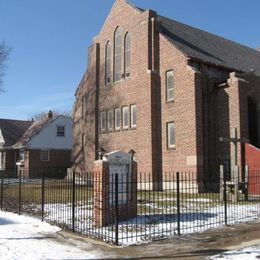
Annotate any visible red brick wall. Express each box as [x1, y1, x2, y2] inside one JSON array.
[[20, 149, 72, 178], [73, 0, 206, 181], [3, 149, 17, 177], [246, 144, 260, 195], [160, 35, 204, 176], [246, 143, 260, 170], [72, 0, 260, 185], [73, 1, 159, 181]]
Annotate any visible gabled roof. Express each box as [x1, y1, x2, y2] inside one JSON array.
[[158, 15, 260, 76], [0, 119, 33, 148], [133, 2, 260, 76], [13, 116, 58, 148]]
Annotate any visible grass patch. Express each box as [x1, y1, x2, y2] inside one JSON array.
[[2, 181, 93, 204]]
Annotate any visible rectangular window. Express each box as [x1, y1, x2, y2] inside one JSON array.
[[166, 70, 174, 102], [82, 96, 86, 119], [41, 150, 49, 161], [167, 122, 175, 148], [114, 108, 121, 130], [100, 111, 106, 132], [130, 104, 137, 128], [0, 151, 5, 169], [107, 109, 113, 131], [57, 126, 65, 137], [122, 106, 129, 129], [81, 134, 85, 155], [19, 149, 25, 161]]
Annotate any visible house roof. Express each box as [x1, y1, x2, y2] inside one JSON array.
[[13, 116, 58, 149], [0, 119, 33, 148], [158, 15, 260, 76], [133, 2, 260, 76]]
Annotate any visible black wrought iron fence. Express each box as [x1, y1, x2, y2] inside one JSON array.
[[1, 168, 260, 245]]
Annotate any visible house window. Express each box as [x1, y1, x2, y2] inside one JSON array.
[[122, 106, 129, 129], [41, 150, 49, 161], [114, 27, 122, 82], [82, 96, 86, 119], [57, 126, 65, 137], [107, 109, 113, 131], [130, 104, 136, 128], [124, 32, 131, 78], [19, 149, 25, 161], [167, 122, 175, 148], [166, 70, 174, 102], [0, 151, 5, 169], [115, 108, 121, 130], [100, 111, 106, 132], [81, 134, 85, 155], [105, 41, 112, 85]]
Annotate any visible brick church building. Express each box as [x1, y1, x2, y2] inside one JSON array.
[[73, 0, 260, 185]]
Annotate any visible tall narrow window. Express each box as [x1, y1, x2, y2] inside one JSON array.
[[124, 32, 131, 78], [82, 96, 86, 119], [166, 70, 174, 101], [100, 111, 106, 132], [130, 104, 136, 128], [0, 151, 5, 169], [81, 134, 85, 155], [107, 109, 113, 131], [114, 27, 122, 82], [167, 122, 175, 148], [19, 149, 25, 161], [122, 106, 129, 129], [105, 41, 112, 85], [115, 108, 121, 130]]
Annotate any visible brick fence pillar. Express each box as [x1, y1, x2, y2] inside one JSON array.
[[93, 156, 137, 227]]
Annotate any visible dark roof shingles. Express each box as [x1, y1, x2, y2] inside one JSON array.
[[0, 119, 33, 148], [158, 15, 260, 75]]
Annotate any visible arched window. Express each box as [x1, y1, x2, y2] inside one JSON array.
[[124, 32, 131, 78], [114, 27, 122, 82], [105, 41, 112, 85]]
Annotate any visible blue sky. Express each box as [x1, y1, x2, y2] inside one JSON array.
[[0, 0, 259, 120]]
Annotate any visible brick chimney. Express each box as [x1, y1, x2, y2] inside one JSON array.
[[48, 110, 53, 118]]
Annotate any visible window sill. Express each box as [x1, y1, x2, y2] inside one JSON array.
[[166, 99, 175, 103], [167, 146, 176, 150]]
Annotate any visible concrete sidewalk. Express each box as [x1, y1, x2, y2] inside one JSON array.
[[57, 220, 260, 259]]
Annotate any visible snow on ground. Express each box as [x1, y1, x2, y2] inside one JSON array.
[[41, 201, 260, 245], [0, 211, 100, 260], [210, 246, 260, 259]]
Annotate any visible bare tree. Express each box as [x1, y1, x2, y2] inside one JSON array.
[[0, 42, 11, 93], [31, 109, 72, 121]]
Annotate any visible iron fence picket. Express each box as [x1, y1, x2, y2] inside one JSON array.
[[1, 167, 260, 245], [0, 175, 3, 209], [176, 172, 181, 236], [41, 170, 45, 221], [72, 171, 75, 232]]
